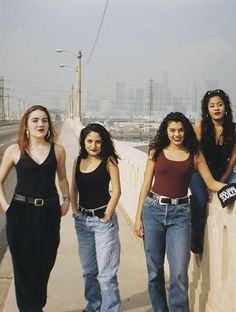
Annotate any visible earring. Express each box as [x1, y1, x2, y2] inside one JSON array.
[[26, 130, 29, 138], [225, 112, 228, 116], [206, 114, 209, 118], [46, 130, 50, 139]]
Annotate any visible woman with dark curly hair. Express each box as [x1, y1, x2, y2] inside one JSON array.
[[190, 89, 236, 254], [70, 123, 121, 312], [134, 112, 226, 312]]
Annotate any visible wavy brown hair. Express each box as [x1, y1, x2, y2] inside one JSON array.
[[17, 105, 56, 154], [149, 112, 199, 160]]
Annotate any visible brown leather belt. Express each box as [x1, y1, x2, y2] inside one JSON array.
[[13, 194, 59, 207], [149, 192, 189, 205]]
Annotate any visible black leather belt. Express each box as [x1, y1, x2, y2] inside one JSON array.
[[79, 205, 106, 218], [149, 192, 189, 205], [13, 194, 59, 207]]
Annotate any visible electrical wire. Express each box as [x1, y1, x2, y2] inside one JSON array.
[[86, 0, 110, 66]]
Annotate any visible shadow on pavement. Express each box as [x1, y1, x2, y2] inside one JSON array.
[[120, 289, 151, 311]]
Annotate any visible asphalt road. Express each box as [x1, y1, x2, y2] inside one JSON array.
[[0, 122, 63, 262]]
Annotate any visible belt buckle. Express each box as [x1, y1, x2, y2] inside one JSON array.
[[159, 196, 169, 205], [171, 198, 178, 205], [34, 198, 44, 206]]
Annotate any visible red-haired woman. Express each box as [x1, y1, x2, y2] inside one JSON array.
[[0, 105, 70, 312]]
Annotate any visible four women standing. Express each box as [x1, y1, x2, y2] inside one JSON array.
[[0, 93, 235, 311]]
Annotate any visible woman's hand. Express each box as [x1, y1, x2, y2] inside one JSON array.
[[2, 204, 10, 213], [60, 198, 70, 216], [134, 217, 144, 238], [100, 212, 112, 223]]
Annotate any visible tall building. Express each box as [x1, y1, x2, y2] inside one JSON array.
[[115, 81, 125, 112], [127, 88, 135, 116]]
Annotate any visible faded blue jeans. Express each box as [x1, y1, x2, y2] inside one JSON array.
[[142, 195, 191, 312], [189, 171, 236, 253], [74, 212, 121, 312]]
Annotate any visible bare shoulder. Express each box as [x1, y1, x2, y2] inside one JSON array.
[[5, 144, 20, 156], [148, 148, 155, 161], [107, 156, 118, 167], [3, 144, 21, 164]]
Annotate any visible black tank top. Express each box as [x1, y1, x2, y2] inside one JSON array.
[[75, 156, 110, 209], [14, 144, 58, 198], [202, 144, 232, 180]]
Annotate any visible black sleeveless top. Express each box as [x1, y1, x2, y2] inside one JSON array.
[[14, 144, 58, 198], [202, 145, 231, 180], [75, 156, 111, 209], [201, 122, 235, 180]]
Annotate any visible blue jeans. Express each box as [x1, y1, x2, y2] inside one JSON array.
[[75, 212, 121, 312], [189, 171, 236, 253], [142, 196, 191, 312]]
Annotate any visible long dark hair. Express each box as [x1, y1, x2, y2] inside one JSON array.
[[79, 123, 120, 163], [201, 89, 235, 151], [149, 112, 199, 160], [17, 105, 56, 154]]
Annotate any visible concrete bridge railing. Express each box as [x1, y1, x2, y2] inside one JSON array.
[[115, 141, 236, 312], [69, 120, 236, 312]]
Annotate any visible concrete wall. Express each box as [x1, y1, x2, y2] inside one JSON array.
[[114, 141, 236, 312], [69, 120, 236, 312]]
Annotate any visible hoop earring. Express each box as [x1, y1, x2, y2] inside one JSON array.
[[26, 130, 29, 138], [46, 130, 50, 139]]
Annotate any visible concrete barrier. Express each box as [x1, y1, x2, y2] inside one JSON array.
[[115, 140, 236, 312]]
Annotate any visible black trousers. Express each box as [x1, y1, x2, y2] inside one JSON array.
[[6, 199, 61, 312]]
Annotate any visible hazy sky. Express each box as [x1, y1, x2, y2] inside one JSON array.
[[1, 0, 236, 110]]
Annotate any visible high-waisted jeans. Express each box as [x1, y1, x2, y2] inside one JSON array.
[[142, 195, 191, 312], [75, 212, 121, 312]]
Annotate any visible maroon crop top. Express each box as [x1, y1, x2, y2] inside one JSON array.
[[151, 150, 195, 198]]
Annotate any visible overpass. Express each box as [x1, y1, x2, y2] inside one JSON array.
[[1, 119, 235, 312]]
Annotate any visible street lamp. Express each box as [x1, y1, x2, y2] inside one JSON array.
[[56, 49, 82, 120]]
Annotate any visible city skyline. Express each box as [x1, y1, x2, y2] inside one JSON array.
[[1, 0, 236, 114]]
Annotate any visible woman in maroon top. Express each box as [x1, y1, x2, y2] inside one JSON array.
[[134, 112, 225, 312]]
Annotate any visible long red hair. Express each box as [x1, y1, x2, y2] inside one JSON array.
[[17, 105, 56, 154]]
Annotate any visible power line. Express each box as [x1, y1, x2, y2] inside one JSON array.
[[86, 0, 110, 66]]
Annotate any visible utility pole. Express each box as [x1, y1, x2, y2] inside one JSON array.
[[148, 78, 154, 117], [6, 95, 10, 119], [76, 50, 82, 120], [0, 76, 5, 119], [18, 99, 21, 119], [71, 85, 74, 119]]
